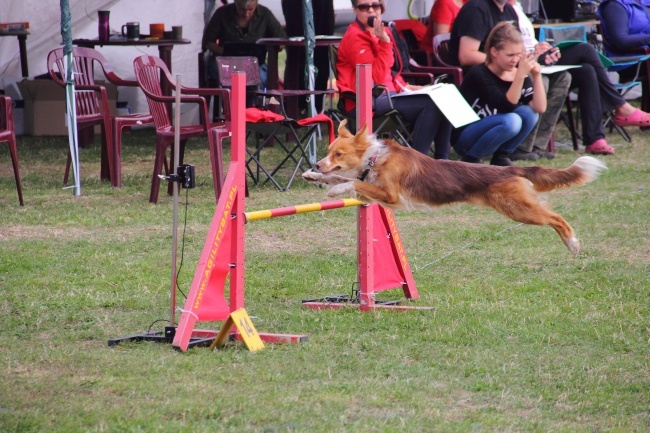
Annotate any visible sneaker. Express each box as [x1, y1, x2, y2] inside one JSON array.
[[461, 155, 482, 164], [510, 149, 540, 161], [533, 148, 555, 159], [490, 153, 514, 166]]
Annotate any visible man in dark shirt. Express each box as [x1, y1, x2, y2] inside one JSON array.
[[202, 0, 286, 87], [447, 0, 519, 66], [282, 0, 335, 112]]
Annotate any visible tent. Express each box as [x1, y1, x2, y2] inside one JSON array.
[[1, 0, 204, 118], [0, 0, 430, 123]]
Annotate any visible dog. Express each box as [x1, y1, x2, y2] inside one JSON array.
[[302, 120, 607, 254]]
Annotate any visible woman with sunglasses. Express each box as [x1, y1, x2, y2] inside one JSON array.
[[336, 0, 452, 159]]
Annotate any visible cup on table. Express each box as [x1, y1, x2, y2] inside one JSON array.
[[172, 26, 183, 40], [98, 11, 110, 42], [163, 31, 174, 39], [149, 23, 164, 39], [121, 22, 140, 40]]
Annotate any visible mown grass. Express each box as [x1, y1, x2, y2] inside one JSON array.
[[0, 121, 648, 432]]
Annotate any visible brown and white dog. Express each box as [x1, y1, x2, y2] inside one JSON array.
[[303, 120, 607, 254]]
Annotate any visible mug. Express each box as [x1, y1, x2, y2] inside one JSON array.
[[121, 22, 140, 40], [98, 11, 110, 42], [163, 31, 174, 40], [172, 26, 183, 40], [149, 23, 164, 39]]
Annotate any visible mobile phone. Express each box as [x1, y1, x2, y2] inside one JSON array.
[[538, 48, 559, 66]]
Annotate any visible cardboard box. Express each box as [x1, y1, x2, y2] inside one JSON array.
[[11, 99, 25, 136], [2, 78, 24, 135], [17, 79, 117, 136]]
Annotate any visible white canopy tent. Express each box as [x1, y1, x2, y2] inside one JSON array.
[[0, 0, 432, 119], [1, 0, 203, 117]]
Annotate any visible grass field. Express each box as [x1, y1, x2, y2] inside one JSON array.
[[1, 119, 648, 432]]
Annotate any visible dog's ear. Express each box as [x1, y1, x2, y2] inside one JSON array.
[[356, 123, 368, 139], [337, 119, 352, 138], [354, 123, 370, 148]]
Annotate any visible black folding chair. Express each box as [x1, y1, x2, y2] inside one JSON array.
[[216, 56, 334, 190]]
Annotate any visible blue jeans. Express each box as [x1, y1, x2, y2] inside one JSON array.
[[453, 105, 539, 159]]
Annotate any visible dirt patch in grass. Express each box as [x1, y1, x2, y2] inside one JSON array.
[[0, 225, 167, 242]]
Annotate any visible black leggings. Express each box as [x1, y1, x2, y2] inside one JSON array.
[[375, 93, 452, 159], [557, 43, 627, 145]]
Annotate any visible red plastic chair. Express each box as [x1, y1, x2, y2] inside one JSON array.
[[133, 55, 231, 203], [0, 96, 24, 206], [47, 47, 154, 187]]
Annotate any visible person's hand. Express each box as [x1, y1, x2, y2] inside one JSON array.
[[535, 42, 560, 65], [371, 18, 390, 43], [530, 58, 542, 76], [517, 51, 539, 78], [405, 83, 423, 91], [539, 48, 561, 65], [534, 42, 552, 56]]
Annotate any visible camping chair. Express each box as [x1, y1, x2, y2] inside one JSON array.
[[47, 47, 154, 187], [601, 54, 648, 142], [540, 24, 649, 143], [326, 45, 415, 147], [0, 96, 24, 206], [133, 55, 231, 203], [216, 56, 334, 191], [537, 25, 598, 150], [597, 9, 650, 124]]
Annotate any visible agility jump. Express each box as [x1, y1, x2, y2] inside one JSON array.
[[244, 198, 363, 221], [172, 66, 427, 352]]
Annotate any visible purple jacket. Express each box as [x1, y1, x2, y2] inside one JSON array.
[[599, 0, 650, 54]]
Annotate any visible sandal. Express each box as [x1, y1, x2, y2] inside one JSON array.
[[585, 139, 615, 155], [613, 109, 650, 127]]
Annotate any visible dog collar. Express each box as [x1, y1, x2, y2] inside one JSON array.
[[358, 149, 379, 181]]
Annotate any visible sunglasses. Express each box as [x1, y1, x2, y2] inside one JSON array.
[[355, 2, 384, 12]]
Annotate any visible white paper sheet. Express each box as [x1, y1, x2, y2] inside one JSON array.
[[541, 65, 582, 74], [394, 83, 480, 128]]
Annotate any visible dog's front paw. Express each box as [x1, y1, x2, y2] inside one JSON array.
[[326, 182, 356, 198], [302, 169, 325, 183]]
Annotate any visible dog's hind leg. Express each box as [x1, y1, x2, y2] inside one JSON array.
[[481, 178, 580, 254]]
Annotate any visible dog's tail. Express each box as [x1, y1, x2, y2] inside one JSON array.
[[513, 156, 607, 192]]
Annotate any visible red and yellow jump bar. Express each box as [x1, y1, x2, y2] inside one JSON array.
[[244, 198, 364, 222]]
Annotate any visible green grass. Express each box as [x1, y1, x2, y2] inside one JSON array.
[[0, 122, 648, 432]]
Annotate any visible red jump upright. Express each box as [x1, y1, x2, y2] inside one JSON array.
[[302, 65, 425, 311], [172, 66, 428, 351], [172, 72, 307, 352]]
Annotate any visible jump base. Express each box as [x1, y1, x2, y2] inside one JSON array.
[[110, 327, 306, 348], [108, 327, 213, 348], [302, 295, 434, 311]]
